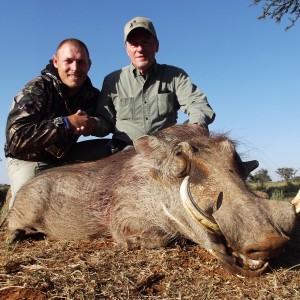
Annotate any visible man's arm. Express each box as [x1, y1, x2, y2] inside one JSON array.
[[5, 80, 72, 158], [174, 68, 216, 126]]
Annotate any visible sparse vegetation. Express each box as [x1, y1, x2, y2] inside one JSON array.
[[276, 167, 299, 182], [249, 180, 300, 200], [252, 0, 300, 30], [271, 189, 284, 200]]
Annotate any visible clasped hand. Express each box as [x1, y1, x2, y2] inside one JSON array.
[[67, 110, 96, 136]]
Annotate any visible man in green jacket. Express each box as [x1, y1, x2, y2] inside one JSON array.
[[5, 38, 110, 209], [94, 17, 216, 152]]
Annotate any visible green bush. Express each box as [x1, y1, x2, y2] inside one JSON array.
[[267, 183, 299, 199], [271, 189, 284, 200], [248, 181, 300, 200]]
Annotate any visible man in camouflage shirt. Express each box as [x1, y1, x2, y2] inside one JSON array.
[[5, 38, 110, 209]]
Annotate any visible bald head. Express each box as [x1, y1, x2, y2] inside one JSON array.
[[56, 38, 90, 60]]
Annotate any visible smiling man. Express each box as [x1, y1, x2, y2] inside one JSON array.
[[5, 38, 111, 209], [53, 41, 91, 95], [94, 17, 216, 152]]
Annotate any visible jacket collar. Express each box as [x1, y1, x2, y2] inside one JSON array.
[[130, 60, 157, 78]]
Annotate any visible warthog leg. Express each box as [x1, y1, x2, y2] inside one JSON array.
[[7, 229, 26, 244]]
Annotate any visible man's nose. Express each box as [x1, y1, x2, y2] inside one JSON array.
[[136, 44, 144, 51], [70, 61, 79, 70]]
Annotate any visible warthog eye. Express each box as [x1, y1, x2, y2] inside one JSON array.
[[173, 145, 184, 157], [168, 143, 195, 178], [175, 149, 182, 156], [190, 145, 198, 153]]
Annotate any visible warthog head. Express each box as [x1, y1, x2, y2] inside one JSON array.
[[133, 125, 299, 276]]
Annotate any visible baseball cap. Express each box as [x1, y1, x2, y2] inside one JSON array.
[[124, 17, 157, 41]]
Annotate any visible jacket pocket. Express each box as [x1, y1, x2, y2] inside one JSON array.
[[115, 97, 134, 120], [157, 93, 174, 116]]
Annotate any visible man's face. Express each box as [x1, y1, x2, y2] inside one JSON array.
[[53, 43, 91, 94], [126, 28, 159, 75]]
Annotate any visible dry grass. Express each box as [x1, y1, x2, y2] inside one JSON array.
[[1, 199, 300, 299]]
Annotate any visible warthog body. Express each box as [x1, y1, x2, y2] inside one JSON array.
[[7, 125, 298, 276]]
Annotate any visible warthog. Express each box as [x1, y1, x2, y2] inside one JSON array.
[[7, 124, 300, 277]]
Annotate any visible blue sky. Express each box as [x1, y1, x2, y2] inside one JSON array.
[[1, 0, 299, 183]]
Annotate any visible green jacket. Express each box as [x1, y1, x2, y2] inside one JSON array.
[[5, 61, 100, 161], [95, 62, 216, 145]]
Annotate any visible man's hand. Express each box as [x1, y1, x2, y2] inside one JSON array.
[[188, 123, 209, 136], [67, 110, 96, 136]]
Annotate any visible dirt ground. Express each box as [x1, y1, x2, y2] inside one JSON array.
[[1, 202, 300, 299]]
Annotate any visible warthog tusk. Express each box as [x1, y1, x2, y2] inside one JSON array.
[[291, 190, 300, 214], [180, 176, 221, 233]]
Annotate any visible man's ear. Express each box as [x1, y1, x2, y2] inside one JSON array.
[[125, 42, 130, 57], [52, 55, 58, 68], [156, 39, 159, 52]]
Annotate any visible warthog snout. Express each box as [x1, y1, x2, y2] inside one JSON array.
[[243, 233, 289, 260]]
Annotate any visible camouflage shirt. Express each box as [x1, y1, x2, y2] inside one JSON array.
[[5, 61, 100, 161]]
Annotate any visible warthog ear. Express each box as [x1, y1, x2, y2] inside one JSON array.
[[243, 160, 259, 178], [177, 142, 195, 157], [134, 135, 167, 162]]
